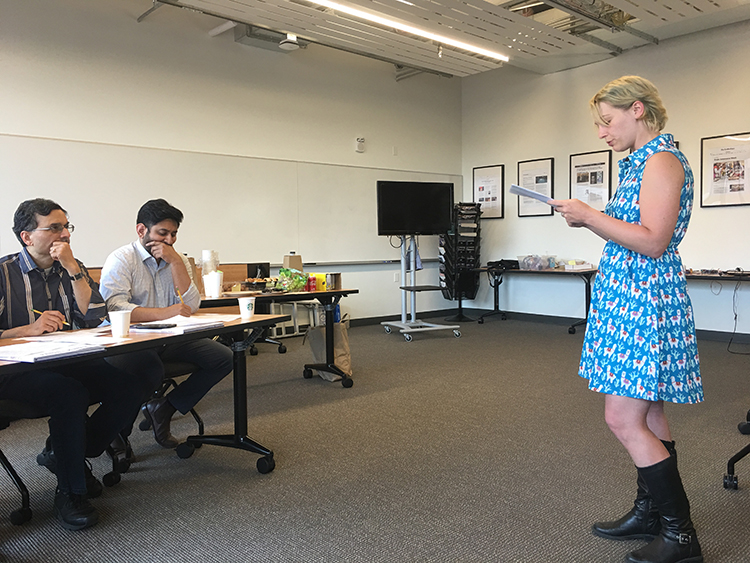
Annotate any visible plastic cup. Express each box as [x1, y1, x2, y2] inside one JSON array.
[[203, 270, 223, 299], [238, 296, 255, 320], [109, 310, 131, 338]]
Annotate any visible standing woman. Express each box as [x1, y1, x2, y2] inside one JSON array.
[[551, 76, 703, 563]]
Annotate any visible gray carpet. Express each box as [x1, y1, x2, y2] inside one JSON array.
[[1, 316, 749, 562]]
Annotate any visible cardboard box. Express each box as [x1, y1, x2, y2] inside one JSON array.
[[283, 254, 303, 271], [326, 272, 342, 290]]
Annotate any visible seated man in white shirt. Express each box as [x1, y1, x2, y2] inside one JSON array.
[[100, 199, 232, 448]]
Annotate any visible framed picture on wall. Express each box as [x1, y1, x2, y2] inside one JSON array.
[[700, 132, 750, 207], [473, 164, 504, 219], [569, 150, 612, 211], [517, 157, 554, 217]]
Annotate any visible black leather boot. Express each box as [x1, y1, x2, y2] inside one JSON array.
[[627, 455, 703, 563], [592, 440, 676, 541], [592, 469, 660, 540]]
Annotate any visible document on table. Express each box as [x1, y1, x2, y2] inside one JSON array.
[[24, 327, 123, 345], [510, 184, 553, 205], [0, 341, 105, 363], [130, 314, 234, 334]]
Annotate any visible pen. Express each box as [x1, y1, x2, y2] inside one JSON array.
[[176, 288, 185, 304], [32, 309, 70, 326]]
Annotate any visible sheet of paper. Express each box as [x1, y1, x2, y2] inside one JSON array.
[[24, 327, 123, 345], [510, 184, 553, 205], [0, 341, 105, 363]]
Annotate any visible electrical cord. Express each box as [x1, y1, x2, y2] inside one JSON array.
[[726, 272, 749, 355]]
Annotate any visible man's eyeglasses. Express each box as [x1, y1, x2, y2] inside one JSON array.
[[32, 223, 75, 234]]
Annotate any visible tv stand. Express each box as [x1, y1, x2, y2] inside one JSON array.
[[381, 235, 461, 342]]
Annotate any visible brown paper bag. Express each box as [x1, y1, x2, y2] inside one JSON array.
[[303, 316, 351, 381]]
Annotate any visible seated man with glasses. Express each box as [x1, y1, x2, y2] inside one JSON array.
[[100, 199, 232, 449], [0, 198, 144, 530]]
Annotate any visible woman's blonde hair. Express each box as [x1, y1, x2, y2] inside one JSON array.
[[590, 75, 668, 132]]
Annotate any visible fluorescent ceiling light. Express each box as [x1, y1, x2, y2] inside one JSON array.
[[510, 2, 545, 11], [306, 0, 509, 62]]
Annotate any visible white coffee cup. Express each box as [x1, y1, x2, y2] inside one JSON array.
[[203, 270, 223, 299], [109, 310, 131, 338], [238, 296, 255, 320]]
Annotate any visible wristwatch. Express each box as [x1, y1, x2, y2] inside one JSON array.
[[69, 271, 84, 282]]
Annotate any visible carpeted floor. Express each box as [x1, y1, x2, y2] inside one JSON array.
[[1, 316, 749, 562]]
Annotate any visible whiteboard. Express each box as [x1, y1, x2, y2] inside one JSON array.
[[0, 135, 462, 266]]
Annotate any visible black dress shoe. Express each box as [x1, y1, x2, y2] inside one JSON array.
[[143, 398, 179, 448], [54, 489, 99, 531], [37, 445, 103, 499]]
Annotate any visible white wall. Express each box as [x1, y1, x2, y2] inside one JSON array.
[[461, 20, 750, 334], [0, 0, 464, 320], [4, 0, 749, 331]]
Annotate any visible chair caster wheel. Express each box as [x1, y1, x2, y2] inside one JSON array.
[[278, 344, 286, 354], [176, 442, 195, 459], [478, 318, 484, 324], [342, 377, 353, 388], [257, 456, 275, 474], [103, 472, 121, 487], [10, 507, 32, 525], [453, 330, 461, 338], [384, 326, 391, 333], [404, 334, 412, 342], [568, 327, 576, 334], [139, 417, 152, 431], [249, 345, 259, 356], [724, 474, 738, 489], [739, 421, 750, 435], [303, 368, 313, 379], [115, 459, 131, 474]]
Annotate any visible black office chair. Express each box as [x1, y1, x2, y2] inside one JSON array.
[[0, 399, 122, 525], [0, 400, 45, 525], [723, 409, 750, 490]]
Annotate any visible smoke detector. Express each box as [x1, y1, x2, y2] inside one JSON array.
[[279, 33, 300, 51]]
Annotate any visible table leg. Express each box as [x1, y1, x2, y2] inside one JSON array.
[[568, 272, 594, 335], [180, 327, 276, 474], [478, 270, 507, 324]]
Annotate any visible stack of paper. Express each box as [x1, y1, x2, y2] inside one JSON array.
[[130, 315, 229, 334], [0, 341, 105, 363]]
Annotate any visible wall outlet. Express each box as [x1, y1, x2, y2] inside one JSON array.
[[393, 272, 399, 283]]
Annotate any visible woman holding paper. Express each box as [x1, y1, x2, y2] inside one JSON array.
[[550, 76, 703, 563]]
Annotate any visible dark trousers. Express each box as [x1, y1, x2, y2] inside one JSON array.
[[0, 358, 144, 495], [107, 337, 233, 423]]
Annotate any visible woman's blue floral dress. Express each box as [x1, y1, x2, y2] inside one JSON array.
[[579, 134, 703, 404]]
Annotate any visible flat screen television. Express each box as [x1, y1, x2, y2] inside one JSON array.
[[376, 181, 454, 236]]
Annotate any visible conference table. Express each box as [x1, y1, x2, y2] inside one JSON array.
[[0, 313, 290, 474], [201, 288, 360, 387], [475, 267, 598, 334]]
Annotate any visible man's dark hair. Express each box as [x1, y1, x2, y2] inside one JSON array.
[[136, 199, 184, 229], [12, 198, 67, 246]]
